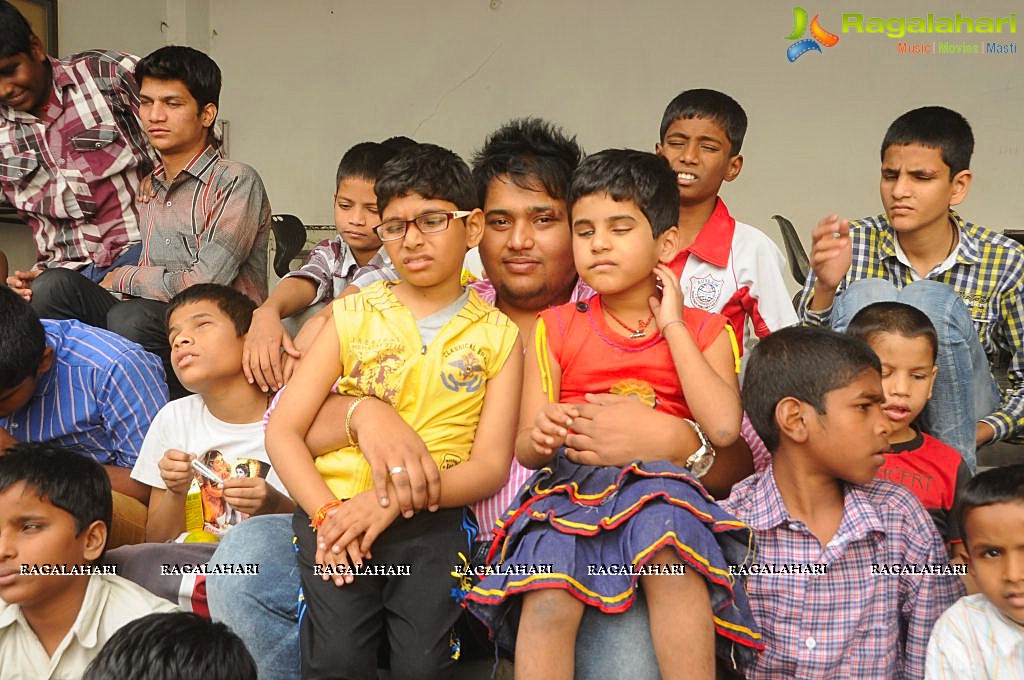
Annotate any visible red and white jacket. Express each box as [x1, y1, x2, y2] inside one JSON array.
[[669, 199, 797, 355]]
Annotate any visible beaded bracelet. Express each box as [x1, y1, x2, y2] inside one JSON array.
[[309, 499, 343, 530], [345, 396, 372, 446]]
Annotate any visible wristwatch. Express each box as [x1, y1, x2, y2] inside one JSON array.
[[683, 419, 716, 478]]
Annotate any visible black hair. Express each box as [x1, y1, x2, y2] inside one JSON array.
[[0, 1, 33, 58], [846, 301, 938, 362], [743, 326, 881, 452], [472, 117, 584, 206], [0, 442, 111, 534], [135, 46, 221, 112], [165, 284, 257, 337], [567, 149, 678, 238], [0, 285, 46, 392], [82, 612, 257, 680], [374, 143, 478, 215], [335, 136, 417, 187], [659, 89, 747, 156], [881, 106, 974, 177], [957, 464, 1024, 547]]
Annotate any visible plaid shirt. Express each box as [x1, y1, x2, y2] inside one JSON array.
[[721, 469, 964, 680], [798, 210, 1024, 441], [282, 236, 391, 304], [109, 145, 271, 303], [0, 52, 154, 269]]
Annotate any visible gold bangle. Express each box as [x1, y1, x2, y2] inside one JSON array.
[[310, 499, 343, 530], [345, 396, 372, 446]]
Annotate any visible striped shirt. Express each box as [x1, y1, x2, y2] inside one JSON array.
[[0, 52, 155, 269], [925, 594, 1024, 679], [798, 210, 1024, 441], [282, 236, 391, 305], [0, 319, 167, 467], [722, 469, 964, 680], [109, 145, 271, 303]]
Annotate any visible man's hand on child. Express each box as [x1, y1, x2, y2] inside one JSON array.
[[353, 398, 441, 516], [243, 308, 301, 392], [158, 449, 195, 495], [809, 214, 853, 295], [531, 402, 579, 457], [221, 477, 278, 515], [650, 263, 685, 331]]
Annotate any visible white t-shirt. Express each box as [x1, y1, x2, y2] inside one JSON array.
[[925, 593, 1024, 679], [131, 394, 286, 534]]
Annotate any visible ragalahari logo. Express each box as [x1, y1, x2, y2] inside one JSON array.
[[786, 7, 840, 61]]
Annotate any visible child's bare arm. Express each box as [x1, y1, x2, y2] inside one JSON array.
[[652, 264, 741, 447], [244, 277, 317, 392], [516, 323, 572, 469], [264, 319, 345, 518]]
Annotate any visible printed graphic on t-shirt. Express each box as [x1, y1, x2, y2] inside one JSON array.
[[192, 449, 270, 536]]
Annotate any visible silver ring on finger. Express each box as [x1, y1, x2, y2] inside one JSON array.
[[389, 466, 406, 475]]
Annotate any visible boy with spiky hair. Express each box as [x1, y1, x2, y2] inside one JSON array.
[[656, 88, 796, 355], [0, 443, 175, 679], [799, 106, 1024, 468]]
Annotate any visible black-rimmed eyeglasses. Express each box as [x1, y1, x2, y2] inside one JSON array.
[[373, 211, 472, 242]]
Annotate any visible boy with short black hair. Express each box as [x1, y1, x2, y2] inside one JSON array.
[[83, 611, 257, 680], [266, 143, 522, 679], [847, 301, 971, 546], [726, 325, 964, 678], [926, 464, 1024, 677], [800, 106, 1024, 467], [244, 136, 415, 392], [131, 283, 293, 544], [0, 443, 175, 679], [656, 88, 796, 354]]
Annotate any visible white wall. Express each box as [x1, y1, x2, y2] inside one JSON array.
[[4, 0, 1021, 279]]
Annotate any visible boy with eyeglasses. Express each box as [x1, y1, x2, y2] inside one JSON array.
[[265, 142, 522, 679]]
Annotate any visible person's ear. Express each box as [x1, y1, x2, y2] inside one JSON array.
[[465, 208, 484, 250], [199, 103, 218, 130], [654, 141, 664, 156], [656, 226, 679, 264], [28, 35, 46, 62], [949, 169, 972, 207], [724, 154, 743, 183], [36, 346, 54, 376], [926, 365, 938, 400], [775, 396, 809, 443], [82, 519, 108, 561]]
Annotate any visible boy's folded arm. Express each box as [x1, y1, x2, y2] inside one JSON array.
[[265, 317, 346, 516], [144, 487, 188, 542], [440, 339, 523, 507]]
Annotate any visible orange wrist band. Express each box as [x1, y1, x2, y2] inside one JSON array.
[[310, 499, 342, 530]]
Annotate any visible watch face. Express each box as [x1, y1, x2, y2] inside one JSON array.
[[687, 452, 715, 478]]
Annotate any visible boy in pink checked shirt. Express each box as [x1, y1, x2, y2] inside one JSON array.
[[724, 325, 964, 679]]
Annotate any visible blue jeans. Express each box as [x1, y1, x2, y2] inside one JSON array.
[[831, 278, 999, 471], [207, 514, 660, 680], [78, 242, 142, 282]]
